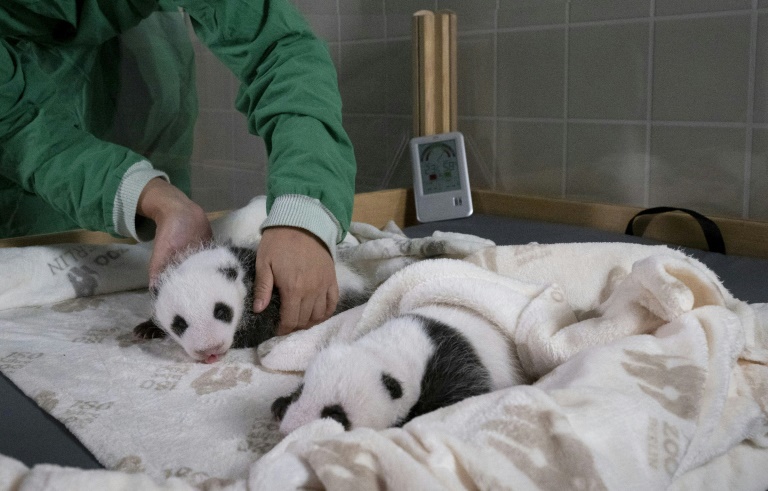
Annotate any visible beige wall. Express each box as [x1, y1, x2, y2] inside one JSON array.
[[190, 0, 768, 222]]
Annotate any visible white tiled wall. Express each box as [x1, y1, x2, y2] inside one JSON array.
[[191, 0, 768, 222]]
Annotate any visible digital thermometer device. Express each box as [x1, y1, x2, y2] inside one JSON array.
[[409, 131, 473, 222]]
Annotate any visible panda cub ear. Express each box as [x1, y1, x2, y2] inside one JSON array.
[[271, 384, 303, 422], [381, 373, 403, 400], [217, 264, 239, 281]]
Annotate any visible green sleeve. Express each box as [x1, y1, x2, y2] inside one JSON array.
[[173, 0, 356, 236], [0, 39, 147, 235]]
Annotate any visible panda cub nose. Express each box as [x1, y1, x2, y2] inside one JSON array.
[[321, 404, 351, 430], [195, 343, 227, 364]]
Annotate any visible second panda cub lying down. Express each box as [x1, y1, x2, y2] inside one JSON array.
[[272, 304, 523, 433], [134, 244, 370, 363]]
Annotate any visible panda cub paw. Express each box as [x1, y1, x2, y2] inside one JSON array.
[[133, 318, 167, 339]]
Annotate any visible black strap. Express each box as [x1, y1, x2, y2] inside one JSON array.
[[625, 206, 726, 255]]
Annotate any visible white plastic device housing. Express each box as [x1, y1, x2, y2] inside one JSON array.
[[409, 131, 473, 223]]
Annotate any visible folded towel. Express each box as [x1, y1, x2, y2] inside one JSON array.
[[0, 242, 152, 312]]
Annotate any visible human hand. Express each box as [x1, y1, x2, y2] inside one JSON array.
[[254, 227, 338, 336], [137, 178, 213, 285]]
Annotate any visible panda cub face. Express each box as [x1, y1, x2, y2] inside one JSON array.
[[277, 343, 406, 434], [152, 247, 248, 363]]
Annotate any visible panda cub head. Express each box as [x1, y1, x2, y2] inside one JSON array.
[[152, 246, 249, 364], [275, 342, 408, 434]]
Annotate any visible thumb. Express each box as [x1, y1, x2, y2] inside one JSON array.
[[147, 250, 168, 289], [253, 262, 274, 313]]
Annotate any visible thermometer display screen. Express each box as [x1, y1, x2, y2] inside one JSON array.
[[417, 139, 462, 195]]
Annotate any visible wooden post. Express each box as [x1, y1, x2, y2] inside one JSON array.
[[413, 10, 457, 137], [412, 10, 436, 137], [436, 10, 457, 133]]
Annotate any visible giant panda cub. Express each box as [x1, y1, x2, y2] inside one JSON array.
[[271, 304, 523, 433], [134, 244, 370, 364]]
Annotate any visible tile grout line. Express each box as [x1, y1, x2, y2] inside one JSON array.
[[744, 0, 759, 218], [336, 0, 342, 70], [644, 0, 656, 208], [492, 0, 499, 190], [381, 0, 387, 40], [341, 113, 761, 129], [561, 2, 570, 198], [379, 0, 395, 189], [333, 8, 762, 46]]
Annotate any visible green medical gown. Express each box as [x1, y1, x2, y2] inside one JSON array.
[[0, 0, 355, 239]]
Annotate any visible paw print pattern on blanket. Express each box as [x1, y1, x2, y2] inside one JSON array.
[[238, 418, 282, 454], [296, 440, 392, 490], [67, 266, 99, 297], [191, 366, 253, 395], [34, 390, 59, 412], [51, 297, 104, 313], [71, 326, 122, 345], [56, 246, 135, 298], [114, 455, 145, 473], [622, 350, 705, 420], [0, 351, 44, 374], [741, 364, 768, 415], [483, 406, 607, 491], [59, 399, 115, 430], [138, 364, 191, 392]]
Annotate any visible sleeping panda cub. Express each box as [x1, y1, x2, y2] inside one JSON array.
[[134, 244, 370, 364], [271, 304, 523, 433]]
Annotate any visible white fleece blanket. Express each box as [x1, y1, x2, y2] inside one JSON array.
[[250, 244, 768, 490], [1, 202, 767, 489]]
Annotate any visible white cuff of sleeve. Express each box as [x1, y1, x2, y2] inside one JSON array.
[[260, 194, 342, 260], [112, 160, 169, 241]]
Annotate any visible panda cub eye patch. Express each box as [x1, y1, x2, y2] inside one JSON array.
[[171, 315, 188, 336], [381, 373, 403, 399], [213, 302, 233, 323]]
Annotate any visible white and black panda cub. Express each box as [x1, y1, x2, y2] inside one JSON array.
[[134, 244, 370, 364], [271, 304, 523, 433]]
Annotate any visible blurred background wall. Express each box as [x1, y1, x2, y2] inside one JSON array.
[[189, 0, 768, 222]]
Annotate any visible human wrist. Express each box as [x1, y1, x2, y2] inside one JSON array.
[[137, 177, 202, 225], [112, 161, 169, 241], [261, 194, 340, 260]]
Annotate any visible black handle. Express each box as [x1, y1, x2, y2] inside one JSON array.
[[625, 206, 726, 254]]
